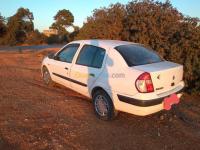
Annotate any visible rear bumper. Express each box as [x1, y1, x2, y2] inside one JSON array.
[[117, 88, 184, 107], [112, 85, 184, 116]]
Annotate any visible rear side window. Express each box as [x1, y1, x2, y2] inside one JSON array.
[[56, 43, 80, 63], [76, 45, 105, 68], [115, 44, 162, 66]]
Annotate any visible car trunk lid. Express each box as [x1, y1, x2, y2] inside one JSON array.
[[133, 61, 183, 94]]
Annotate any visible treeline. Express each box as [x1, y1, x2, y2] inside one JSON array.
[[0, 0, 199, 92], [0, 8, 45, 45], [0, 8, 79, 45], [76, 0, 200, 93]]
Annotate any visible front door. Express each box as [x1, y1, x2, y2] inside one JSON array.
[[49, 43, 80, 87]]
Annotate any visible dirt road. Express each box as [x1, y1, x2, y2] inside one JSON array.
[[0, 50, 200, 150]]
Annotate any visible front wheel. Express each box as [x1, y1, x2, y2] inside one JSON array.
[[42, 66, 54, 86], [92, 90, 118, 121]]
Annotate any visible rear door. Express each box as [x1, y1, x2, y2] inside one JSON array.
[[70, 44, 106, 97], [49, 43, 80, 87]]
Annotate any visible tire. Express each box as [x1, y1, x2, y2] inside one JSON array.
[[42, 66, 54, 87], [92, 90, 118, 121]]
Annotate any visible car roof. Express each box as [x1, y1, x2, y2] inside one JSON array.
[[70, 40, 135, 49]]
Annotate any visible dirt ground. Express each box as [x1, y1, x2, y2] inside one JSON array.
[[0, 49, 200, 150]]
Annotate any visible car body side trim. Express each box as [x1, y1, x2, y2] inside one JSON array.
[[52, 72, 87, 87]]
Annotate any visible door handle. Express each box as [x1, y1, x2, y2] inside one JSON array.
[[89, 73, 95, 77], [65, 67, 68, 70]]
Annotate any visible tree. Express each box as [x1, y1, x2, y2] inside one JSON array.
[[50, 9, 74, 43], [46, 34, 60, 44], [51, 9, 74, 34], [76, 3, 126, 40], [122, 0, 200, 92], [25, 29, 46, 45], [0, 13, 7, 38], [68, 25, 80, 42], [54, 9, 74, 27], [2, 7, 34, 45]]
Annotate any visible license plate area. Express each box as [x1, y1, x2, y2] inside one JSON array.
[[163, 94, 180, 110]]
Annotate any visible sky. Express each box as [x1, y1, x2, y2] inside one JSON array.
[[0, 0, 199, 32]]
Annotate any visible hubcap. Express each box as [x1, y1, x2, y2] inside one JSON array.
[[95, 95, 108, 117], [43, 69, 50, 84]]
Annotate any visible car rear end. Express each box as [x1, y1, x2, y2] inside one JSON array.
[[114, 44, 184, 116]]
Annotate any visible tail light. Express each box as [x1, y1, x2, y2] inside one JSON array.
[[135, 72, 154, 93]]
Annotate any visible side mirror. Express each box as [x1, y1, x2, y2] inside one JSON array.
[[47, 52, 55, 59], [54, 55, 59, 60]]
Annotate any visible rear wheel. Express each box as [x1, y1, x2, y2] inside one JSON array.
[[92, 90, 118, 121], [42, 66, 54, 86]]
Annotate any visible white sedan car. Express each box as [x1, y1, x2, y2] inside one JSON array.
[[41, 40, 184, 120]]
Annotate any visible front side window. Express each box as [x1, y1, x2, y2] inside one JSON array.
[[56, 44, 80, 63], [115, 44, 162, 66], [76, 45, 105, 68]]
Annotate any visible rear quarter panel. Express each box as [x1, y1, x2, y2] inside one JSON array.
[[94, 48, 143, 97]]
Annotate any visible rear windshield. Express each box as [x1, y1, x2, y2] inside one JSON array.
[[115, 44, 162, 66]]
